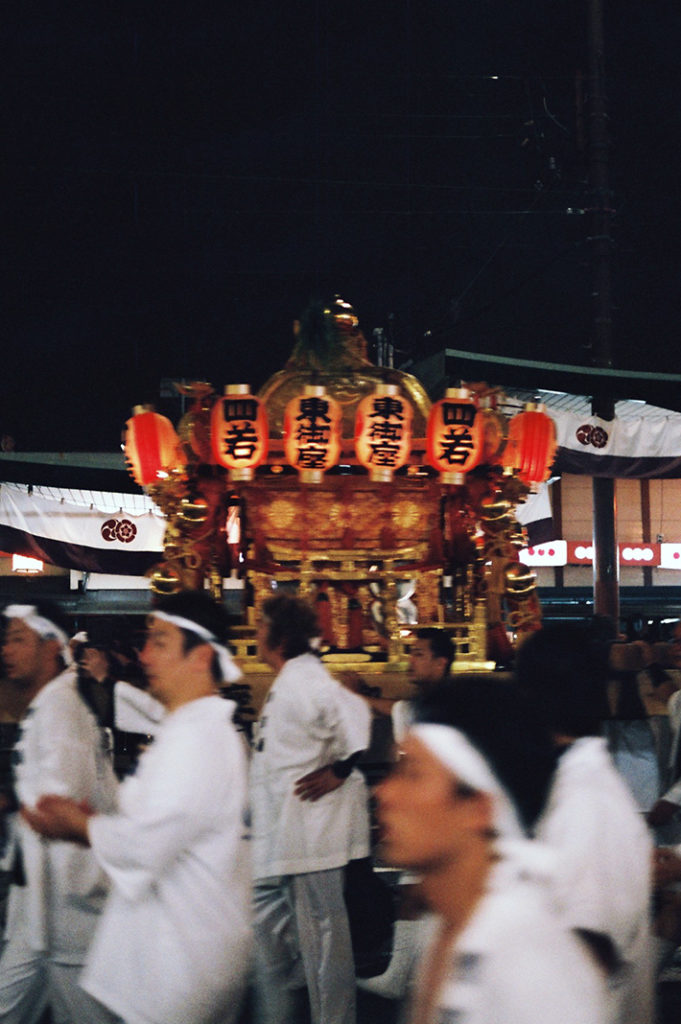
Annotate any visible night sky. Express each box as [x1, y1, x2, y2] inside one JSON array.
[[5, 2, 681, 450]]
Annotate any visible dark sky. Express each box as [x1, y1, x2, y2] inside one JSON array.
[[5, 2, 681, 450]]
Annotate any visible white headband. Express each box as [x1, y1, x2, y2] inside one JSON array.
[[4, 604, 73, 666], [409, 723, 524, 840], [151, 610, 242, 683]]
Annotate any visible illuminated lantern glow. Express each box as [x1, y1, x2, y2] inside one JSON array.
[[211, 384, 269, 481], [503, 402, 557, 489], [284, 385, 342, 483], [354, 383, 413, 482], [124, 406, 184, 487], [426, 387, 483, 484]]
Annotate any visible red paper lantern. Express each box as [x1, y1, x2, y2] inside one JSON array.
[[124, 406, 184, 486], [284, 385, 342, 483], [503, 403, 557, 488], [354, 383, 413, 482], [211, 384, 269, 481], [426, 387, 483, 484]]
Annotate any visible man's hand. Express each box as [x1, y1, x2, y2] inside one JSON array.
[[21, 794, 93, 846], [653, 847, 681, 888], [294, 766, 345, 802]]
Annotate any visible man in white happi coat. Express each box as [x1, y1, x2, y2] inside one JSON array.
[[0, 601, 118, 1024], [375, 676, 607, 1024], [22, 591, 252, 1024], [516, 622, 654, 1024], [251, 593, 371, 1024]]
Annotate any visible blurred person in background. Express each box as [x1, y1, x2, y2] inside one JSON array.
[[648, 622, 681, 837], [76, 639, 117, 732], [73, 629, 164, 779], [340, 627, 455, 743], [516, 621, 654, 1024], [0, 602, 117, 1024]]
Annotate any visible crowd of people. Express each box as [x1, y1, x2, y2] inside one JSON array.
[[0, 594, 680, 1024]]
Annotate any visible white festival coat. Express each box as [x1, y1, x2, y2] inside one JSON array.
[[251, 652, 371, 879], [412, 850, 608, 1024], [535, 736, 654, 1024], [7, 668, 117, 961], [82, 696, 252, 1024]]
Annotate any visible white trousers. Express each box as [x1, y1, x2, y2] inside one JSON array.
[[0, 886, 117, 1024], [253, 868, 356, 1024]]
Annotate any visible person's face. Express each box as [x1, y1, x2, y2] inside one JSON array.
[[139, 617, 195, 707], [375, 734, 491, 872], [2, 619, 51, 687], [408, 639, 447, 689], [80, 647, 109, 682]]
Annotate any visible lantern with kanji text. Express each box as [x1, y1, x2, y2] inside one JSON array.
[[211, 384, 269, 481], [284, 385, 342, 483], [426, 387, 483, 484], [354, 383, 413, 482], [502, 402, 556, 489], [124, 406, 185, 487]]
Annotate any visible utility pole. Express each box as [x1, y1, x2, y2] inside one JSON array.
[[587, 0, 620, 627]]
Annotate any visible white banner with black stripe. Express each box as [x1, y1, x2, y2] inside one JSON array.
[[514, 483, 555, 545], [0, 483, 164, 574], [551, 409, 681, 478]]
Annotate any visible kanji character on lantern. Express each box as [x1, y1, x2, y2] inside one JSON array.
[[284, 385, 342, 483], [211, 384, 268, 481], [355, 383, 413, 482], [426, 387, 483, 484]]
